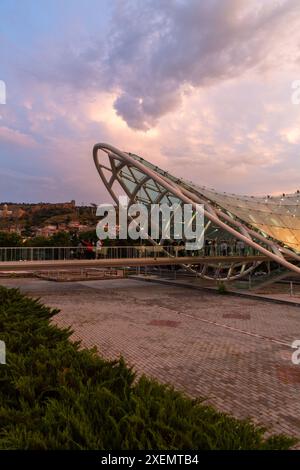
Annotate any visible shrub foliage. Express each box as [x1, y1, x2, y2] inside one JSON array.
[[0, 286, 296, 450]]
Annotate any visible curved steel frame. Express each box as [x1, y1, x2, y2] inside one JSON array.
[[93, 143, 300, 280]]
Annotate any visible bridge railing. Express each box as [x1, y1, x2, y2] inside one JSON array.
[[0, 244, 262, 262], [0, 245, 184, 262]]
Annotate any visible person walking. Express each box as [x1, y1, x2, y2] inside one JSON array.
[[220, 240, 228, 256], [96, 239, 103, 259], [236, 240, 245, 256], [82, 239, 95, 259]]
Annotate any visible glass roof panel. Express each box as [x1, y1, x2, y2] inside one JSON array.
[[116, 152, 300, 252]]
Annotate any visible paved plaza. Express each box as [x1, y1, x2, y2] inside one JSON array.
[[1, 277, 300, 441]]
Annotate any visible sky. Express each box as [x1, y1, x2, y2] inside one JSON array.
[[0, 0, 300, 204]]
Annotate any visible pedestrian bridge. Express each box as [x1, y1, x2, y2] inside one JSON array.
[[0, 254, 272, 271], [0, 245, 294, 281]]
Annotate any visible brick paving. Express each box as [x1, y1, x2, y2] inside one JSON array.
[[1, 277, 300, 441]]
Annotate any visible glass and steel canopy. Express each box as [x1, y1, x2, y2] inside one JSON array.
[[123, 152, 300, 253], [93, 143, 300, 278]]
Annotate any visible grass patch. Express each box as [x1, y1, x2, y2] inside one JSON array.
[[0, 286, 296, 450]]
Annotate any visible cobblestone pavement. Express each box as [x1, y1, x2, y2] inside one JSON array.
[[2, 277, 300, 441]]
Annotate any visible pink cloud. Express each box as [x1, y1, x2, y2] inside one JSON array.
[[0, 126, 37, 148]]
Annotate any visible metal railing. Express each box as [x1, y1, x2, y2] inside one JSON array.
[[0, 244, 262, 263]]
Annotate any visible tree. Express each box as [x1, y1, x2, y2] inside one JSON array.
[[0, 231, 22, 247], [78, 230, 98, 244], [25, 236, 50, 247], [49, 231, 72, 246]]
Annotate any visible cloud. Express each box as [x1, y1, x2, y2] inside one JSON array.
[[29, 0, 300, 131], [280, 126, 300, 144], [1, 0, 300, 202], [0, 126, 37, 147], [102, 0, 300, 130]]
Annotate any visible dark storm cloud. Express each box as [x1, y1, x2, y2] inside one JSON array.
[[102, 0, 300, 129], [26, 0, 300, 131]]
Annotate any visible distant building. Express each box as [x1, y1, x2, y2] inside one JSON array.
[[35, 225, 58, 238], [0, 204, 12, 218], [68, 221, 91, 232], [0, 204, 26, 219], [16, 208, 26, 218], [1, 226, 21, 234]]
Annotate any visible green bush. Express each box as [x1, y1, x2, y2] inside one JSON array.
[[217, 281, 228, 294], [0, 232, 22, 247], [0, 286, 296, 450]]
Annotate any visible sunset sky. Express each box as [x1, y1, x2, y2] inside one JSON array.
[[1, 0, 300, 203]]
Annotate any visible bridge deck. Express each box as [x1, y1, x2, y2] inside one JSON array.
[[0, 255, 274, 271]]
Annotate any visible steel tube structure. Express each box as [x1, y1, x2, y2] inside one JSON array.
[[93, 143, 300, 280]]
